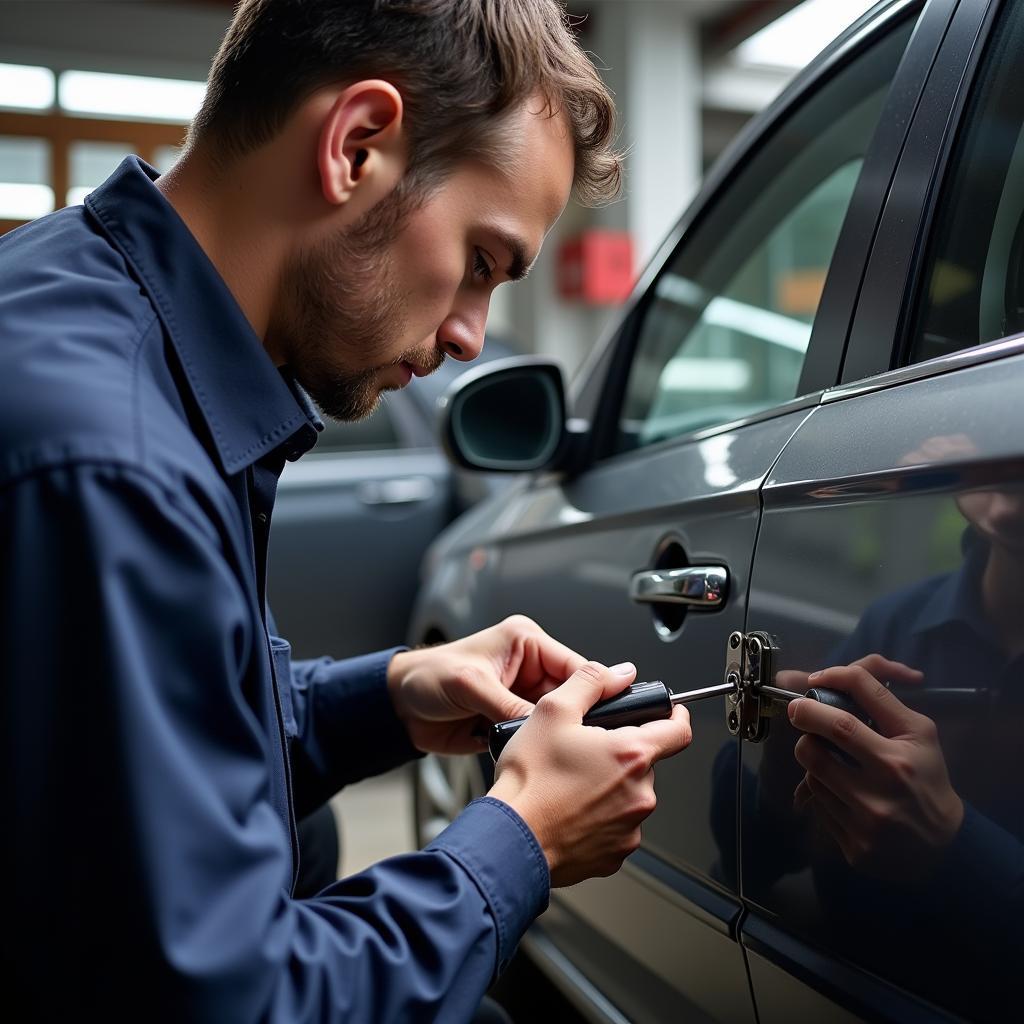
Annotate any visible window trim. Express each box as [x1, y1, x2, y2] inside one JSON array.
[[823, 328, 1024, 405]]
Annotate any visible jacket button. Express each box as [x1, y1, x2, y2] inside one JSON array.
[[256, 512, 268, 526]]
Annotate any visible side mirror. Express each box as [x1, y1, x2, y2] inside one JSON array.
[[439, 357, 568, 472]]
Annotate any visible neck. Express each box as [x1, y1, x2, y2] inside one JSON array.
[[156, 148, 284, 353]]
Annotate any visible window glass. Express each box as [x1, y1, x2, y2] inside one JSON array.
[[153, 145, 183, 175], [614, 17, 914, 454], [906, 2, 1024, 365], [67, 140, 133, 206], [0, 64, 55, 112], [314, 401, 400, 453], [0, 136, 53, 219]]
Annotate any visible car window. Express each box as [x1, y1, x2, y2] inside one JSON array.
[[613, 18, 914, 454], [314, 401, 400, 453], [905, 1, 1024, 365]]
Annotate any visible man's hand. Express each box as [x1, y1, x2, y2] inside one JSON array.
[[386, 615, 586, 754], [789, 661, 963, 879], [488, 660, 692, 887]]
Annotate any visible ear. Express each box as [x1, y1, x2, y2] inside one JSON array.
[[317, 80, 406, 211]]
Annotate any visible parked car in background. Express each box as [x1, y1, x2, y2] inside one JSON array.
[[410, 0, 1024, 1020], [268, 338, 513, 659]]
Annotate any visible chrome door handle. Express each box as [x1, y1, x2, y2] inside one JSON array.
[[357, 476, 436, 506], [629, 565, 728, 608]]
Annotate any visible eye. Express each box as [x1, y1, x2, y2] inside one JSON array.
[[472, 248, 494, 283]]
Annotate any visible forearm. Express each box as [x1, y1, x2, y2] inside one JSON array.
[[288, 648, 423, 814]]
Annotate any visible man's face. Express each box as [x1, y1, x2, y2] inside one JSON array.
[[276, 101, 575, 421]]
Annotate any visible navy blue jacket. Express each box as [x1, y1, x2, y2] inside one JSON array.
[[1, 158, 548, 1022]]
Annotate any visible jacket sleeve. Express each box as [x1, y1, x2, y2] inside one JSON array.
[[282, 644, 424, 815], [3, 462, 548, 1023]]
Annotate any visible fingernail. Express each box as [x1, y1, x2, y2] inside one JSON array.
[[788, 698, 802, 722], [808, 670, 822, 680], [610, 661, 635, 676]]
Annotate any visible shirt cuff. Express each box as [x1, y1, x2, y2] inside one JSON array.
[[427, 796, 550, 979]]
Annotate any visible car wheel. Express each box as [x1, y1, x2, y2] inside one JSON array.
[[412, 752, 490, 847]]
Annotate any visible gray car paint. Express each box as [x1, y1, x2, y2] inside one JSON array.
[[411, 406, 811, 1023], [740, 346, 1024, 1021]]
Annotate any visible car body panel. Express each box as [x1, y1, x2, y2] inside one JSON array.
[[741, 350, 1024, 1021], [412, 404, 811, 1023], [273, 445, 451, 658]]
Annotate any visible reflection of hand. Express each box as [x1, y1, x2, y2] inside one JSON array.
[[489, 660, 692, 886], [790, 662, 964, 879], [759, 656, 922, 804], [897, 432, 978, 467], [386, 615, 585, 754]]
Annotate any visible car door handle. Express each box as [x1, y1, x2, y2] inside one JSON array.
[[629, 565, 728, 608], [357, 476, 436, 506]]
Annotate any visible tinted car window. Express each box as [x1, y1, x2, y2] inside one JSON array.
[[906, 1, 1024, 365], [614, 20, 914, 454]]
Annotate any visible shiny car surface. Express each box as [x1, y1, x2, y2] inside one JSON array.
[[410, 1, 1023, 1020]]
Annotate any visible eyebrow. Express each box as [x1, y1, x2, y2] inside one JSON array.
[[492, 229, 536, 282]]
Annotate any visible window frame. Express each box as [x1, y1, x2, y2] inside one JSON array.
[[581, 0, 935, 469], [840, 0, 1008, 385], [0, 107, 185, 234]]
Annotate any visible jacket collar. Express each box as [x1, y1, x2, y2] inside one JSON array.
[[86, 156, 319, 475]]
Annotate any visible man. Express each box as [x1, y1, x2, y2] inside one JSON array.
[[1, 1, 690, 1021]]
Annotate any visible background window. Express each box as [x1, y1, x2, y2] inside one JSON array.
[[905, 1, 1024, 365], [614, 19, 913, 453], [0, 62, 190, 236], [0, 135, 53, 219], [67, 140, 133, 206]]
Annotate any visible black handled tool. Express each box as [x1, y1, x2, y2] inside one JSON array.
[[488, 678, 890, 762], [758, 683, 873, 726], [488, 679, 735, 762]]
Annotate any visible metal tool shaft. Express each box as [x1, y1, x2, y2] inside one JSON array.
[[757, 684, 807, 702], [669, 681, 737, 705]]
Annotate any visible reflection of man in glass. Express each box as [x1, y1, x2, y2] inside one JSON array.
[[720, 453, 1024, 1020]]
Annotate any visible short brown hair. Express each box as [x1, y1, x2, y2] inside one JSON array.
[[189, 0, 621, 206]]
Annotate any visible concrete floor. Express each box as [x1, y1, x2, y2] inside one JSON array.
[[329, 765, 416, 876]]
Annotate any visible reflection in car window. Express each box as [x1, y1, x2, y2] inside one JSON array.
[[614, 18, 914, 454], [314, 400, 399, 453], [906, 1, 1024, 365]]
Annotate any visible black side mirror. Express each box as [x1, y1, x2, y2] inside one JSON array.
[[439, 357, 567, 472]]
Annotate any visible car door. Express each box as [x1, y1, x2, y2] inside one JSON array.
[[741, 1, 1022, 1020], [269, 394, 451, 659], [464, 6, 923, 1020]]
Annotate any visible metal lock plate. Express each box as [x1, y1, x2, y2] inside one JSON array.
[[724, 629, 779, 743]]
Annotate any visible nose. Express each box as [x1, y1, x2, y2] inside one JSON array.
[[437, 303, 487, 363]]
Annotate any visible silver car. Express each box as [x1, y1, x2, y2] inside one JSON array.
[[410, 0, 1024, 1020]]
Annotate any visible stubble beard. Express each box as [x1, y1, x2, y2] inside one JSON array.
[[277, 186, 443, 422]]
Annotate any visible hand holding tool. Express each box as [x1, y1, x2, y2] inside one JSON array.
[[487, 677, 886, 762], [488, 679, 734, 762]]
